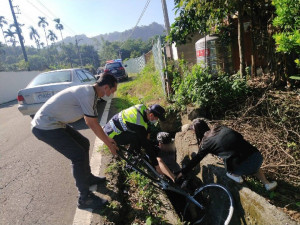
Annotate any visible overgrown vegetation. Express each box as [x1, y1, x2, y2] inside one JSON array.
[[114, 55, 166, 111], [168, 0, 300, 82], [166, 60, 250, 118], [103, 157, 173, 224]]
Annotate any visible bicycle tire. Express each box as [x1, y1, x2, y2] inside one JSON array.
[[183, 183, 234, 225]]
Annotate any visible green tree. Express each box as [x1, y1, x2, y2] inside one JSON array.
[[4, 29, 17, 46], [28, 55, 47, 70], [168, 0, 248, 76], [59, 43, 77, 67], [38, 17, 49, 47], [47, 30, 58, 45], [98, 39, 119, 65], [272, 0, 300, 76], [53, 18, 64, 43], [80, 45, 99, 68], [9, 23, 25, 44], [0, 16, 8, 45], [0, 41, 5, 71], [29, 26, 40, 49]]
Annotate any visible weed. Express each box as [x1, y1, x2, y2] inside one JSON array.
[[115, 56, 166, 111], [98, 144, 110, 155], [165, 60, 250, 118]]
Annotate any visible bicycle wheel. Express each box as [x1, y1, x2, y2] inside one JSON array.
[[183, 184, 234, 225]]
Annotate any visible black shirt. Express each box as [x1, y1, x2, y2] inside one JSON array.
[[181, 126, 259, 174]]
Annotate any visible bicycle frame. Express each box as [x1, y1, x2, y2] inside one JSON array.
[[116, 145, 234, 225], [116, 146, 205, 209]]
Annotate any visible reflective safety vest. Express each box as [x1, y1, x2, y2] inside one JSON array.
[[108, 104, 148, 138]]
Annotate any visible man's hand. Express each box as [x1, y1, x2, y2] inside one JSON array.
[[84, 116, 119, 155], [106, 137, 118, 155]]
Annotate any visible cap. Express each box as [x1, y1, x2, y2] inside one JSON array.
[[157, 132, 173, 144], [149, 104, 166, 121]]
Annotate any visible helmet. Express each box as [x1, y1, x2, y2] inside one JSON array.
[[157, 132, 173, 144]]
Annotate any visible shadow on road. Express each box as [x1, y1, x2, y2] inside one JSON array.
[[0, 100, 18, 109]]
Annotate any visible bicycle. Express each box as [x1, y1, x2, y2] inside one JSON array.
[[116, 145, 234, 225]]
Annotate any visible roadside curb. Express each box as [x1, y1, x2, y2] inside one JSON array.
[[72, 99, 112, 225]]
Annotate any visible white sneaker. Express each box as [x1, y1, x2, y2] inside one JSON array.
[[226, 172, 244, 183], [265, 181, 277, 191]]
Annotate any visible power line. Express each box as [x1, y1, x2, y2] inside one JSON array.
[[120, 0, 151, 48], [25, 0, 77, 36], [33, 0, 78, 35]]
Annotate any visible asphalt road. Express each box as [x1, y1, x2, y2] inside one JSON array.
[[0, 100, 106, 225]]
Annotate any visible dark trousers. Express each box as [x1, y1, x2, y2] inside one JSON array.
[[32, 125, 91, 197], [113, 131, 141, 152]]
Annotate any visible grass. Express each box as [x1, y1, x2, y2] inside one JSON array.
[[114, 56, 167, 111]]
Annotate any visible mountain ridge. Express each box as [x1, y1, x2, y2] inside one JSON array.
[[61, 22, 166, 48]]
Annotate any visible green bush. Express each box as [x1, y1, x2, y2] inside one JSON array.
[[166, 60, 250, 118]]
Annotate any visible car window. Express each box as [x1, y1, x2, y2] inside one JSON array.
[[106, 62, 121, 69], [76, 70, 90, 82], [27, 71, 72, 87], [83, 70, 96, 82]]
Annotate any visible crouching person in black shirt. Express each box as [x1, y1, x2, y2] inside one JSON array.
[[177, 119, 277, 191]]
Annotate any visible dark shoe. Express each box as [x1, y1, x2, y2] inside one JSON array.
[[88, 175, 106, 186], [78, 192, 108, 210]]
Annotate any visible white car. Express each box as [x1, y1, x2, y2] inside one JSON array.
[[17, 68, 96, 117]]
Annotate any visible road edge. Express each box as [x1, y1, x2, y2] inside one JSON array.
[[72, 99, 112, 225]]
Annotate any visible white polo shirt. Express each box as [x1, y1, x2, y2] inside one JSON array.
[[31, 85, 98, 130]]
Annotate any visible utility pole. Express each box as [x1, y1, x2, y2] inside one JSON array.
[[75, 36, 83, 67], [161, 0, 173, 59], [161, 0, 172, 97], [8, 0, 29, 70]]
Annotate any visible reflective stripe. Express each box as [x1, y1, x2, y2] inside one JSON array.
[[135, 105, 143, 126], [109, 119, 121, 134], [118, 113, 128, 131]]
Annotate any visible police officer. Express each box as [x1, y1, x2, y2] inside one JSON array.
[[104, 104, 176, 181]]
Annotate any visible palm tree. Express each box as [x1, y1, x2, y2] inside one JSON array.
[[10, 23, 25, 44], [0, 16, 8, 45], [47, 30, 57, 45], [38, 17, 49, 47], [29, 26, 40, 49], [53, 18, 64, 43], [4, 29, 17, 46]]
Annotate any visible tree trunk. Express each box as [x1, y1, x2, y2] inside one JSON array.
[[43, 27, 49, 47], [250, 0, 257, 78], [60, 30, 64, 44], [1, 28, 7, 45], [237, 0, 246, 78]]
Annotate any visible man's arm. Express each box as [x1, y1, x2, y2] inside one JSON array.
[[84, 116, 118, 155]]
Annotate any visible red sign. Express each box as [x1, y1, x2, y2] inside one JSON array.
[[197, 49, 210, 57]]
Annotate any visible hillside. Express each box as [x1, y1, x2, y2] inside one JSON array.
[[61, 22, 165, 48]]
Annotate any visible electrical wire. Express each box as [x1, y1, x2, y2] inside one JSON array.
[[25, 0, 77, 36], [34, 0, 77, 35], [120, 0, 151, 48]]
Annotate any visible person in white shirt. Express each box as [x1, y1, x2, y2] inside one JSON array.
[[31, 73, 118, 210]]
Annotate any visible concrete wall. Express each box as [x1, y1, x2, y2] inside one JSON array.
[[176, 33, 204, 65], [0, 71, 41, 104]]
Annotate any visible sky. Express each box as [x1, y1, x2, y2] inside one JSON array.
[[0, 0, 177, 46]]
